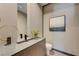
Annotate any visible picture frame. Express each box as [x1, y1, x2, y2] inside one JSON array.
[[49, 15, 66, 32]]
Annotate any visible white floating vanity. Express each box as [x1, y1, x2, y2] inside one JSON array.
[[0, 37, 46, 56]]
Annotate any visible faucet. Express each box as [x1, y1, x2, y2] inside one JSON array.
[[24, 34, 28, 41]]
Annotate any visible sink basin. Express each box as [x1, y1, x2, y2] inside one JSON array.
[[17, 37, 40, 44]]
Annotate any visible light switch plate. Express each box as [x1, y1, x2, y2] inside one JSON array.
[[0, 18, 1, 22]]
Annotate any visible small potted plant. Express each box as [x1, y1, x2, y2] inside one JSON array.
[[32, 30, 40, 38]]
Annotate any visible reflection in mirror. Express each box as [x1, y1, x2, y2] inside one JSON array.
[[17, 3, 27, 42]]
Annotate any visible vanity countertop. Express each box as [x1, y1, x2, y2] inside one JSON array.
[[0, 37, 45, 56]]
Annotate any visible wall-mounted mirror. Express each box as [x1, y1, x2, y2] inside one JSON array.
[[17, 3, 27, 42]]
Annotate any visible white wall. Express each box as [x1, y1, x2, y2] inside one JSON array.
[[0, 4, 17, 55], [44, 3, 79, 55], [27, 3, 42, 37]]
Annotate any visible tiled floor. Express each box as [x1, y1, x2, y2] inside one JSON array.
[[49, 50, 67, 56]]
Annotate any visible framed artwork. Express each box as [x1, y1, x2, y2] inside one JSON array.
[[49, 15, 66, 31]]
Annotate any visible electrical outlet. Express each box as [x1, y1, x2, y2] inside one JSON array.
[[0, 18, 1, 22], [0, 18, 1, 27]]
